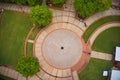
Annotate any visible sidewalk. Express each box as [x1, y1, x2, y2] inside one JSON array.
[[89, 22, 120, 45], [0, 2, 120, 80], [0, 65, 26, 80], [91, 51, 112, 60], [0, 2, 30, 13], [84, 8, 120, 27]]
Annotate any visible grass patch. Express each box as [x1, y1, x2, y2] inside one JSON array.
[[79, 58, 113, 80], [0, 10, 32, 67], [26, 43, 33, 56], [83, 16, 120, 42], [92, 27, 120, 54], [29, 27, 40, 40]]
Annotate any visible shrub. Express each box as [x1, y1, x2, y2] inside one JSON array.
[[30, 5, 53, 28], [27, 0, 43, 6], [15, 0, 27, 5], [74, 0, 112, 18], [51, 0, 67, 8], [16, 56, 40, 77], [0, 0, 14, 3]]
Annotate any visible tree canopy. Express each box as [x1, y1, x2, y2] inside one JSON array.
[[0, 0, 43, 6], [51, 0, 67, 8], [30, 5, 53, 28], [27, 0, 43, 6], [74, 0, 112, 18], [16, 56, 40, 77]]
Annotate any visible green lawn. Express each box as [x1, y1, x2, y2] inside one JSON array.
[[29, 27, 40, 40], [92, 27, 120, 54], [79, 58, 113, 80], [0, 10, 32, 67], [27, 43, 33, 56], [83, 16, 120, 42]]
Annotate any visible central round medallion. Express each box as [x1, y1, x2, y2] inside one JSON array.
[[42, 29, 82, 68], [61, 46, 64, 50]]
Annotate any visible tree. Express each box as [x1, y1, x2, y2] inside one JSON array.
[[27, 0, 43, 6], [30, 5, 53, 28], [16, 56, 40, 77], [15, 0, 27, 5], [51, 0, 67, 8], [74, 0, 112, 18]]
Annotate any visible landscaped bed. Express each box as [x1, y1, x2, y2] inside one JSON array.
[[0, 10, 32, 67], [92, 27, 120, 54], [79, 58, 113, 80], [83, 16, 120, 42]]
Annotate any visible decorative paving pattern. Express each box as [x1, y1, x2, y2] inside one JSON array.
[[0, 1, 120, 80], [34, 21, 88, 70], [89, 22, 120, 45], [42, 29, 82, 68], [0, 65, 26, 80]]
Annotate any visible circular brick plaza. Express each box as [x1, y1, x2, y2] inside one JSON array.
[[42, 29, 82, 68]]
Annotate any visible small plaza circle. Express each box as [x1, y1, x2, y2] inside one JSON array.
[[42, 29, 82, 68]]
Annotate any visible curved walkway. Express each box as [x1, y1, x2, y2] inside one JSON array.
[[33, 17, 91, 80], [84, 8, 120, 27], [0, 2, 120, 80], [89, 22, 120, 45], [90, 22, 120, 60], [0, 65, 26, 80]]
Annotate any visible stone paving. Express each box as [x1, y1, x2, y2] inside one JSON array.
[[90, 22, 120, 60], [91, 51, 112, 60], [63, 0, 75, 12], [0, 1, 120, 80], [42, 29, 82, 68], [89, 22, 120, 45], [0, 65, 26, 80], [0, 2, 30, 13]]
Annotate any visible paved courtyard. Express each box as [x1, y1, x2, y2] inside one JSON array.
[[42, 29, 82, 68], [0, 0, 120, 80]]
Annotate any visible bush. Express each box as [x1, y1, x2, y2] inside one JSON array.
[[27, 0, 43, 6], [0, 0, 15, 3], [16, 56, 40, 77], [30, 5, 53, 28], [74, 0, 112, 18], [51, 0, 67, 8], [0, 0, 43, 6], [15, 0, 27, 5]]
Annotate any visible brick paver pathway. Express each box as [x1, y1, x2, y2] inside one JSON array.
[[89, 22, 120, 45], [0, 2, 30, 13], [90, 22, 120, 60], [84, 8, 120, 27], [91, 51, 112, 60], [0, 2, 120, 80], [64, 0, 75, 12], [0, 65, 26, 80]]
